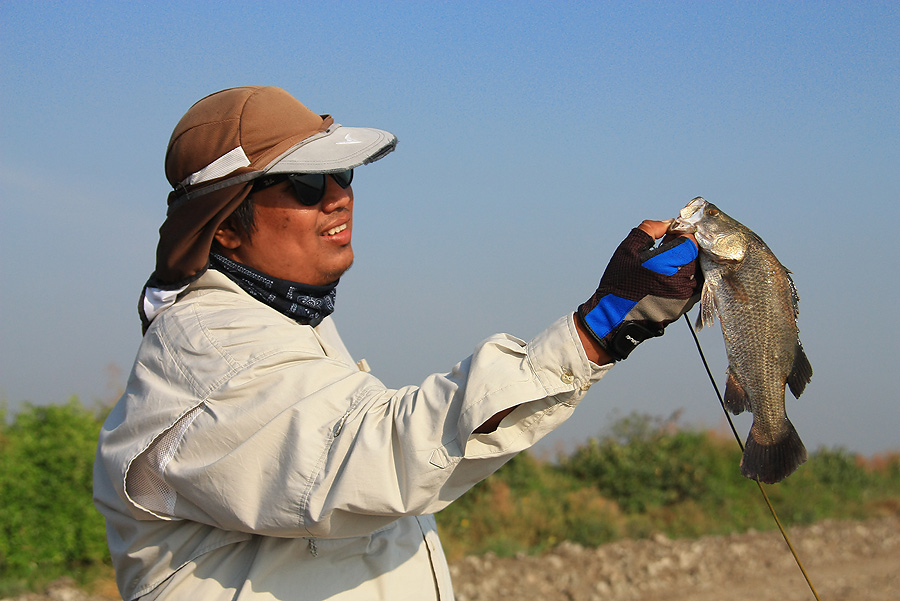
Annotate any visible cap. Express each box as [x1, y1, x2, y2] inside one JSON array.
[[166, 86, 397, 204]]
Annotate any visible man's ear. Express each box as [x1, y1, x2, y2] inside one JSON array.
[[214, 220, 243, 250]]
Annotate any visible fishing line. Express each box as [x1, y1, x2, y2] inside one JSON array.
[[683, 313, 822, 601]]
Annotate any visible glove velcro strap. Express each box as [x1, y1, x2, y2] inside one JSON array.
[[601, 321, 664, 361], [577, 293, 680, 361]]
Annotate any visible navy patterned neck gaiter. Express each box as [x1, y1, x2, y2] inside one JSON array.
[[209, 253, 337, 326]]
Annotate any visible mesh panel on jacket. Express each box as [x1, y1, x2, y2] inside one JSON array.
[[126, 405, 204, 516]]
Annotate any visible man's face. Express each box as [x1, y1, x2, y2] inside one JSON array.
[[219, 176, 354, 285]]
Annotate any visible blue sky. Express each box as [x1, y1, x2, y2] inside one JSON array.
[[1, 1, 897, 457]]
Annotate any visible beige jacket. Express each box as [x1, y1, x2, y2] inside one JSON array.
[[93, 270, 610, 600]]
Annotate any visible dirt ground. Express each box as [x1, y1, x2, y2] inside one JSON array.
[[8, 516, 898, 601], [450, 516, 900, 601]]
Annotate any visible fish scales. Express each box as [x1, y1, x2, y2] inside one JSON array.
[[672, 197, 812, 483]]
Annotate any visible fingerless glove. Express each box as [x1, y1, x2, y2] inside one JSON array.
[[577, 228, 701, 361]]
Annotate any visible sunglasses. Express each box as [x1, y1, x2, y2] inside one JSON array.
[[251, 169, 354, 206]]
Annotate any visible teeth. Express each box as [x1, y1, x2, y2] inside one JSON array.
[[325, 223, 347, 236]]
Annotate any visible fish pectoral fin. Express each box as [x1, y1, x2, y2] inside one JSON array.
[[723, 369, 751, 414], [695, 279, 717, 330], [722, 271, 750, 303], [787, 342, 813, 398]]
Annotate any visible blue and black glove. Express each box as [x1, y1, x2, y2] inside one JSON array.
[[577, 228, 701, 361]]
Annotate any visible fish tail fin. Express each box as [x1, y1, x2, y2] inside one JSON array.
[[787, 342, 813, 398], [740, 420, 808, 484]]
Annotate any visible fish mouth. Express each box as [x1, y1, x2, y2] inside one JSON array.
[[668, 197, 707, 234]]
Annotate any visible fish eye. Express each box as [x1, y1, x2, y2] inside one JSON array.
[[707, 207, 720, 216]]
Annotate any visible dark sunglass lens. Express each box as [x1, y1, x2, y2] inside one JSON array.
[[332, 169, 353, 188], [286, 171, 353, 206], [288, 173, 327, 206]]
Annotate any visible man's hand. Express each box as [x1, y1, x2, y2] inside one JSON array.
[[575, 219, 701, 362]]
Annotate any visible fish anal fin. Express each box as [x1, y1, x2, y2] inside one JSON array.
[[723, 369, 751, 414], [787, 342, 813, 398], [740, 419, 808, 484]]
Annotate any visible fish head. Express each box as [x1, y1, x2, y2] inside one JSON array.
[[670, 197, 750, 263]]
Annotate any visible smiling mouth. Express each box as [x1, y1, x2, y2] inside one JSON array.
[[324, 223, 348, 236]]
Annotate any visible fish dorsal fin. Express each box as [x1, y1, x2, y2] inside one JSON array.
[[787, 342, 813, 398], [788, 272, 801, 320]]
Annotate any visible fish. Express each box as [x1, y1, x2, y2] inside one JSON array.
[[670, 197, 812, 483]]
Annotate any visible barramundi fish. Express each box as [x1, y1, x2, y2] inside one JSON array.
[[671, 197, 812, 484]]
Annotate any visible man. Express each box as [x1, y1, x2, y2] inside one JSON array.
[[93, 86, 700, 600]]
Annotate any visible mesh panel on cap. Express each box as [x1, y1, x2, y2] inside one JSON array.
[[182, 146, 251, 186]]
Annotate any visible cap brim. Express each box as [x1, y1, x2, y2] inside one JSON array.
[[265, 125, 397, 174]]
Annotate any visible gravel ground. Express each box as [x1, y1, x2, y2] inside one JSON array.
[[450, 516, 900, 601], [7, 516, 898, 601]]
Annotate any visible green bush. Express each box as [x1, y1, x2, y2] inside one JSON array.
[[438, 412, 900, 555], [0, 398, 110, 595], [758, 446, 897, 525], [559, 412, 745, 513]]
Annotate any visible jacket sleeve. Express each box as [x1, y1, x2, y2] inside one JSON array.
[[128, 313, 610, 538]]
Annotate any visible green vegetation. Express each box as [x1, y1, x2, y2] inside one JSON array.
[[1, 400, 898, 595], [0, 399, 111, 597], [435, 413, 900, 560]]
